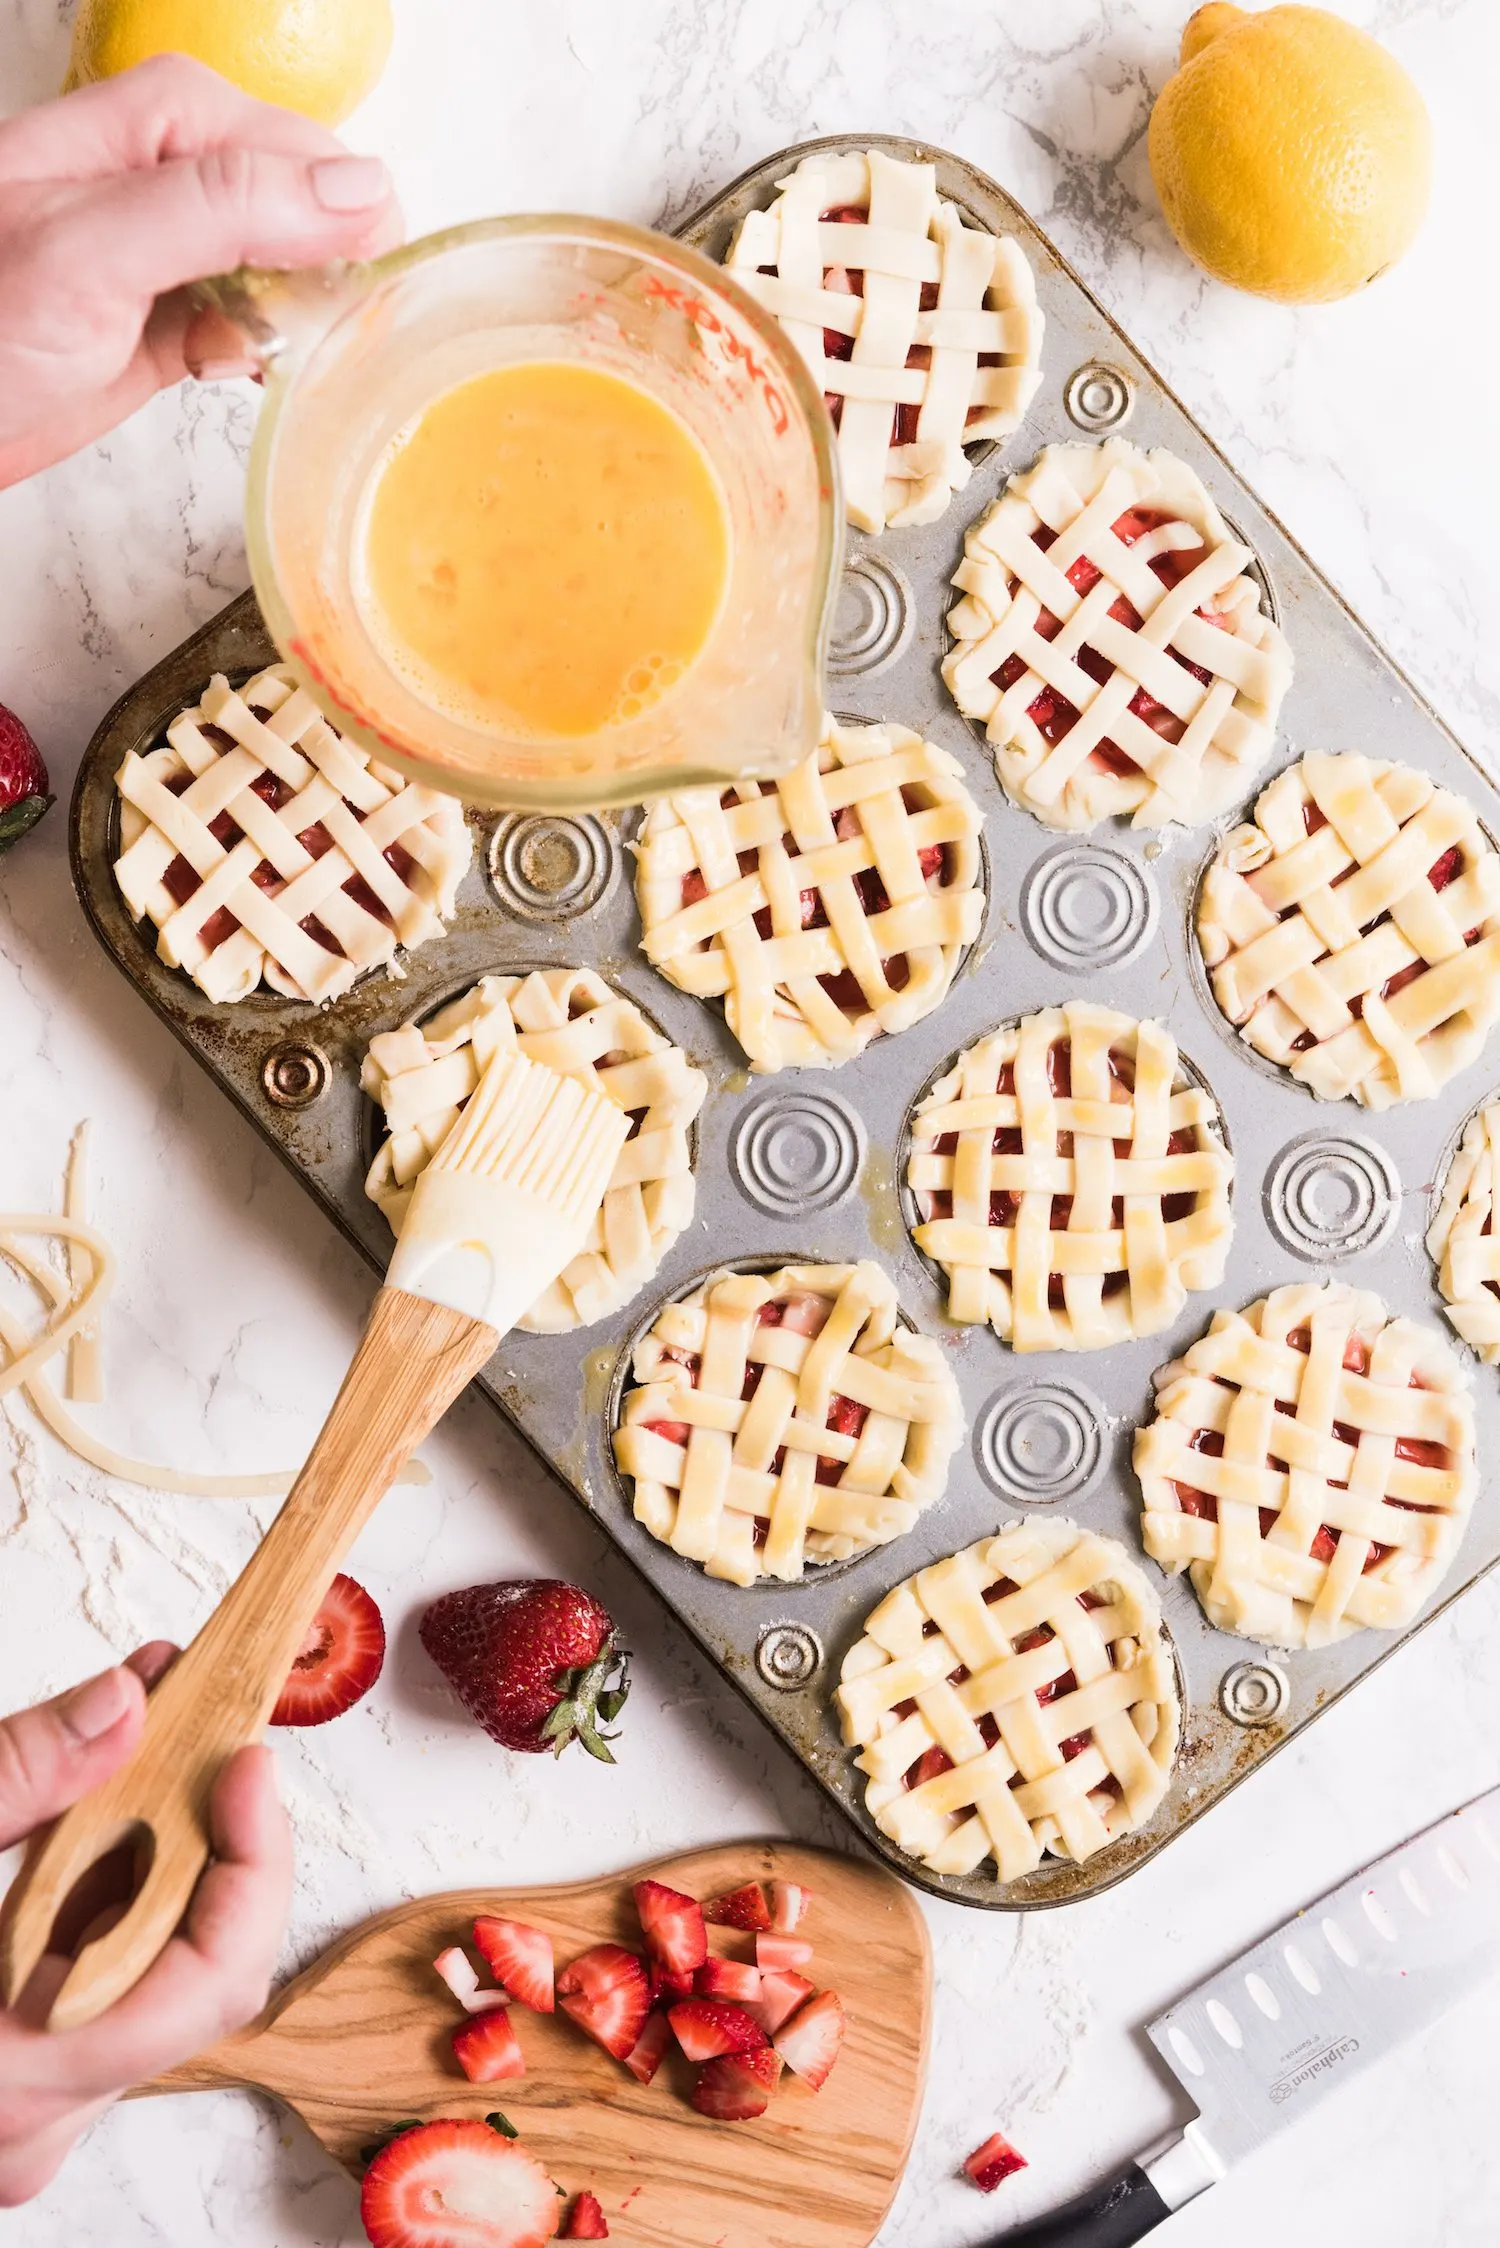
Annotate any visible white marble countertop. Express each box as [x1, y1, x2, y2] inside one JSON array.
[[3, 1, 1499, 2241]]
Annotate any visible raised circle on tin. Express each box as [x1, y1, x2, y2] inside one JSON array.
[[731, 1091, 865, 1217], [488, 812, 616, 920], [1020, 842, 1159, 971], [261, 1042, 330, 1109], [756, 1622, 823, 1691], [1219, 1660, 1289, 1728], [1264, 1133, 1401, 1262], [1063, 361, 1135, 434], [827, 553, 914, 680], [976, 1382, 1105, 1505]]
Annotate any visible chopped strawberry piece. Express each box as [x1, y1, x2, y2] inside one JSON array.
[[964, 2131, 1028, 2192], [473, 1916, 555, 2014], [622, 2008, 673, 2085], [648, 1958, 696, 2007], [360, 2119, 557, 2248], [766, 1880, 811, 1933], [906, 1745, 955, 1790], [634, 1879, 708, 1992], [690, 2046, 783, 2121], [774, 1990, 845, 2090], [433, 1945, 507, 2014], [560, 2190, 610, 2238], [756, 1933, 814, 1972], [695, 1957, 763, 2004], [270, 1572, 384, 1726], [452, 2006, 526, 2083], [643, 1418, 690, 1446], [1429, 845, 1463, 891], [667, 1997, 769, 2062], [749, 1967, 815, 2037], [557, 1945, 651, 2062], [701, 1882, 772, 1931]]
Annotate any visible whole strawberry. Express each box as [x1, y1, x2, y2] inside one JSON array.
[[0, 702, 53, 856], [420, 1579, 629, 1761]]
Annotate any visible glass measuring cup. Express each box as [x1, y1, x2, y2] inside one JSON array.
[[211, 216, 842, 811]]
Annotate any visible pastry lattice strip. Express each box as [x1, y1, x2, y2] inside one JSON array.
[[614, 1262, 963, 1587], [1428, 1101, 1500, 1362], [908, 1001, 1233, 1352], [1136, 1281, 1476, 1650], [836, 1519, 1179, 1884]]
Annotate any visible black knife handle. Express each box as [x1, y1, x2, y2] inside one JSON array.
[[985, 2161, 1172, 2247]]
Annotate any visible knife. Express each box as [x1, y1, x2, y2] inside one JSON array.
[[992, 1782, 1500, 2245]]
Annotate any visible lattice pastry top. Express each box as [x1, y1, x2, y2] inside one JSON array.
[[1197, 751, 1500, 1109], [1427, 1102, 1500, 1364], [1136, 1282, 1476, 1650], [613, 1261, 963, 1587], [113, 666, 470, 1005], [836, 1518, 1179, 1884], [942, 439, 1292, 832], [634, 714, 984, 1075], [723, 147, 1043, 535], [362, 969, 707, 1334], [907, 1001, 1233, 1352]]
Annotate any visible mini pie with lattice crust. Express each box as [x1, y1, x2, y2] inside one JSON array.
[[361, 969, 707, 1334], [113, 666, 470, 1005], [1427, 1102, 1500, 1364], [613, 1261, 963, 1587], [836, 1518, 1179, 1883], [1197, 751, 1500, 1110], [723, 147, 1043, 535], [634, 714, 984, 1074], [1136, 1282, 1476, 1650], [907, 1001, 1233, 1353], [942, 438, 1292, 832]]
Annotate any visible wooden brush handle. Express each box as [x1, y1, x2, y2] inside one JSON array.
[[0, 1288, 497, 2032]]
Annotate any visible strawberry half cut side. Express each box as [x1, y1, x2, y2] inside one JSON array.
[[667, 1997, 768, 2063], [701, 1882, 772, 1931], [557, 1945, 651, 2062], [473, 1916, 555, 2013], [452, 2007, 526, 2084], [560, 2190, 610, 2238], [691, 2046, 783, 2121], [634, 1879, 707, 1988], [360, 2119, 557, 2248], [270, 1572, 385, 1726], [774, 1989, 845, 2090], [964, 2131, 1028, 2192], [622, 2009, 673, 2085]]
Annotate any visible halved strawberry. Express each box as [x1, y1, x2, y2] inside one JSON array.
[[557, 1945, 651, 2062], [964, 2131, 1028, 2192], [560, 2190, 610, 2238], [634, 1879, 707, 1991], [667, 1997, 768, 2063], [749, 1967, 814, 2038], [271, 1572, 385, 1725], [756, 1933, 813, 1972], [360, 2119, 556, 2248], [452, 2007, 526, 2083], [695, 1957, 762, 2004], [774, 1990, 845, 2090], [434, 1945, 507, 2014], [622, 2009, 673, 2086], [767, 1880, 811, 1933], [474, 1917, 555, 2014], [701, 1883, 772, 1931], [690, 2047, 782, 2121]]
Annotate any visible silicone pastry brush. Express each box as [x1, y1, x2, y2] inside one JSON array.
[[0, 1048, 627, 2031]]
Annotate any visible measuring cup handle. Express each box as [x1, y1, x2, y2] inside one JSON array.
[[185, 260, 374, 381]]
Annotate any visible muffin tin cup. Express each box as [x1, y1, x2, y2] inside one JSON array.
[[67, 135, 1500, 1910]]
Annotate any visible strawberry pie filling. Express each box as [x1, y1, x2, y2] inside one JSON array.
[[1286, 808, 1481, 1045]]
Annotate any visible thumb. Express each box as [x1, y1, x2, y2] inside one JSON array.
[[0, 1664, 147, 1850], [46, 145, 397, 306]]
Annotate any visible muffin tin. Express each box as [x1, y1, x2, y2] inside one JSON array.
[[69, 135, 1500, 1908]]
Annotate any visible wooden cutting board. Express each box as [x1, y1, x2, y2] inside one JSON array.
[[139, 1841, 930, 2248]]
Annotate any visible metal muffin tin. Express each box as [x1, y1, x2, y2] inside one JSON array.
[[69, 135, 1500, 1909]]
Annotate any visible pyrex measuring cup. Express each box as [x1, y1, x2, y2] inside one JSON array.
[[211, 217, 842, 811]]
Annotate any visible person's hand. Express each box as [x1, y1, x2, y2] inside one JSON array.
[[0, 1644, 293, 2207], [0, 53, 403, 488]]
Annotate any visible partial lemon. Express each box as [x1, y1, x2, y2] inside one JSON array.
[[65, 0, 393, 128], [1148, 3, 1431, 304]]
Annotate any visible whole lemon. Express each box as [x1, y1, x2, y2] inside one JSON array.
[[65, 0, 394, 127], [1148, 3, 1431, 303]]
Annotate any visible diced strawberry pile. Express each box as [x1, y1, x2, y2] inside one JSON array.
[[964, 2130, 1028, 2193]]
